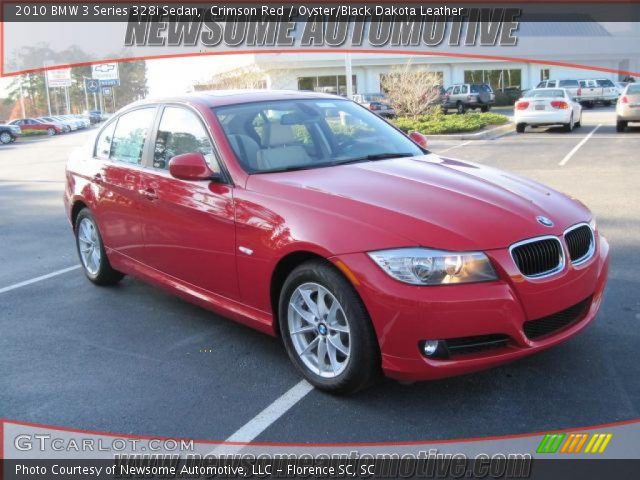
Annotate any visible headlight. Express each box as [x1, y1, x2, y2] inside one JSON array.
[[367, 248, 497, 285]]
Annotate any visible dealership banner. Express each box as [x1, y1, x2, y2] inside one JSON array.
[[2, 2, 639, 75], [2, 419, 640, 478]]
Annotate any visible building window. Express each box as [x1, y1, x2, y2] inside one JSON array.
[[540, 69, 550, 81], [463, 69, 522, 91], [297, 75, 357, 96]]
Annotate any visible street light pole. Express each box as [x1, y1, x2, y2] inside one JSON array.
[[82, 76, 90, 112], [43, 70, 52, 116]]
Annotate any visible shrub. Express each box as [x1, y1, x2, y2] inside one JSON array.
[[392, 111, 509, 135]]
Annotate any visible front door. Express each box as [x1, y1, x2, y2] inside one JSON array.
[[138, 105, 239, 300]]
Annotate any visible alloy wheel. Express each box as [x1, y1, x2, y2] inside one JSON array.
[[0, 132, 11, 144], [287, 282, 351, 378], [77, 217, 101, 275]]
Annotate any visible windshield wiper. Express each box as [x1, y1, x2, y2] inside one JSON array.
[[334, 152, 416, 165], [257, 153, 416, 174]]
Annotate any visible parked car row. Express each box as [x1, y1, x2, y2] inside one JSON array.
[[513, 83, 639, 133], [353, 83, 497, 118], [535, 78, 625, 107], [0, 112, 105, 145], [10, 114, 90, 135]]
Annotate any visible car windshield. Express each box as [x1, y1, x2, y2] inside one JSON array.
[[526, 89, 565, 98], [627, 84, 640, 94], [213, 99, 423, 174], [596, 79, 615, 87]]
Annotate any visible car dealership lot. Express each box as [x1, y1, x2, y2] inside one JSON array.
[[1, 109, 639, 443]]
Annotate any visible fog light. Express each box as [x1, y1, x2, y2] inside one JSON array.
[[422, 340, 440, 356]]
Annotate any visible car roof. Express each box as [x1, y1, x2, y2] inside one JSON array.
[[130, 89, 346, 109]]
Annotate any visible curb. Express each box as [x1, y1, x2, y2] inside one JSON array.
[[426, 123, 515, 141]]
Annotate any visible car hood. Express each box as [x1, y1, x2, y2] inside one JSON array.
[[247, 154, 591, 251]]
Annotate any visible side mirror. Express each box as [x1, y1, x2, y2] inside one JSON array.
[[169, 152, 218, 181], [408, 130, 429, 149]]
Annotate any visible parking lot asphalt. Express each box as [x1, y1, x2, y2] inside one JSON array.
[[1, 108, 639, 444]]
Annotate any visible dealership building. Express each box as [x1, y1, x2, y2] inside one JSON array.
[[195, 22, 639, 95]]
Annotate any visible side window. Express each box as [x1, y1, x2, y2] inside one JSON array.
[[536, 81, 546, 88], [579, 80, 587, 88], [445, 87, 453, 94], [153, 107, 215, 170], [95, 121, 116, 159], [110, 108, 155, 165], [453, 86, 460, 95]]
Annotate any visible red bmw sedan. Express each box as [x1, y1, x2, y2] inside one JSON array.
[[65, 90, 609, 393]]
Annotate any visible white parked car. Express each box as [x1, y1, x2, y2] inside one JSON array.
[[514, 88, 583, 133]]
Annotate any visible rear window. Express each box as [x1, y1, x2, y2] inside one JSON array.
[[559, 80, 579, 87], [526, 89, 565, 98], [596, 79, 615, 87], [627, 84, 640, 94], [470, 84, 492, 93]]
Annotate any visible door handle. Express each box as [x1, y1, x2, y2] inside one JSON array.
[[138, 187, 158, 201]]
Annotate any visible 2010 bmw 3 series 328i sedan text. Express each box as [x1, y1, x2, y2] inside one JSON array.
[[64, 90, 609, 393]]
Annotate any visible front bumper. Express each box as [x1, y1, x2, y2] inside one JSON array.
[[332, 235, 609, 381]]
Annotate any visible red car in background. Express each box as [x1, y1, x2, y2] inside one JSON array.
[[10, 117, 63, 136], [64, 90, 609, 393]]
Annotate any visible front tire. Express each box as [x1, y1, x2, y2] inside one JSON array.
[[617, 120, 627, 132], [75, 209, 124, 286], [279, 260, 379, 394], [456, 102, 466, 114]]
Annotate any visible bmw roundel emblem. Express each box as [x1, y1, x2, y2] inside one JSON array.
[[536, 216, 554, 227]]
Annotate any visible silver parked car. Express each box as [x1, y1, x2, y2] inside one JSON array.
[[442, 83, 495, 113], [352, 93, 396, 118], [616, 83, 640, 132]]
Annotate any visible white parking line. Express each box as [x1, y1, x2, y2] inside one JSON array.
[[558, 124, 602, 166], [0, 265, 81, 295], [208, 380, 314, 455], [437, 140, 472, 154]]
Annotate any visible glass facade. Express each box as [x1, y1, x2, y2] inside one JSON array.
[[297, 75, 357, 96], [464, 69, 522, 91]]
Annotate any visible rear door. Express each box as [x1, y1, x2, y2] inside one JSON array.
[[138, 105, 239, 299], [92, 107, 157, 261]]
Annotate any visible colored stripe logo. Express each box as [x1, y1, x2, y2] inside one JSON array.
[[537, 433, 612, 454]]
